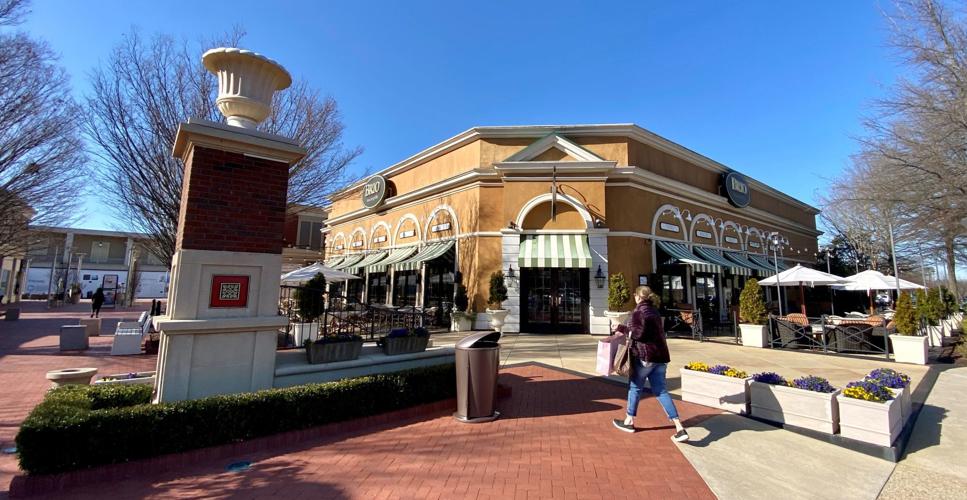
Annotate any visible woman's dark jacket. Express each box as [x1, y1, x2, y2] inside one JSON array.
[[615, 301, 670, 363], [92, 290, 105, 307]]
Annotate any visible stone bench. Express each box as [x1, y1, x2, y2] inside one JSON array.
[[59, 325, 89, 351]]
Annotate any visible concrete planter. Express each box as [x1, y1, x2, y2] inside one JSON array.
[[305, 339, 363, 364], [941, 318, 960, 335], [59, 325, 89, 351], [890, 334, 928, 365], [450, 312, 474, 332], [3, 307, 20, 321], [680, 369, 751, 414], [202, 48, 292, 129], [750, 381, 840, 434], [94, 371, 156, 386], [79, 318, 102, 337], [739, 323, 768, 348], [887, 387, 912, 426], [381, 335, 430, 356], [605, 310, 631, 331], [486, 308, 508, 333], [837, 393, 902, 446], [292, 322, 319, 346], [925, 325, 944, 347], [46, 367, 98, 388]]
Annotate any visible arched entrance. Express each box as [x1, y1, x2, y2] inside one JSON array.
[[516, 194, 593, 334]]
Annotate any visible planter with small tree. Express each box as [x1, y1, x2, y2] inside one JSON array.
[[890, 292, 927, 365], [939, 287, 961, 335], [604, 273, 632, 332], [485, 271, 509, 333], [293, 273, 326, 346], [450, 272, 475, 332], [922, 288, 944, 347], [739, 278, 769, 348]]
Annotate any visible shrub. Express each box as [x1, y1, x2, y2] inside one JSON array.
[[894, 292, 917, 335], [16, 364, 456, 474], [295, 273, 327, 322], [488, 271, 507, 309], [453, 283, 469, 313], [866, 368, 910, 389], [914, 289, 928, 323], [940, 287, 957, 316], [843, 380, 893, 403], [790, 375, 836, 393], [607, 273, 631, 311], [923, 287, 943, 326], [752, 372, 788, 386], [739, 279, 767, 325]]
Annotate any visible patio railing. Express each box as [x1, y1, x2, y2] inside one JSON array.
[[768, 314, 893, 358], [665, 307, 704, 341]]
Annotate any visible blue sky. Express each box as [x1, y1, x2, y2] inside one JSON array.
[[22, 1, 903, 235]]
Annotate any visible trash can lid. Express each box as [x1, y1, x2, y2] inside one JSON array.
[[455, 331, 502, 348]]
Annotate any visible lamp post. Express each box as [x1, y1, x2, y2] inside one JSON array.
[[887, 220, 901, 295], [825, 246, 835, 315], [770, 233, 783, 316]]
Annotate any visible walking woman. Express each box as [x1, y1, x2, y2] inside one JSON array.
[[611, 286, 689, 442], [91, 287, 105, 318]]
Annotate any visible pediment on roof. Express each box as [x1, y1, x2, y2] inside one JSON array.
[[503, 134, 605, 162]]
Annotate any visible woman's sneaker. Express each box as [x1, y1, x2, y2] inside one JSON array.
[[671, 429, 690, 442], [612, 419, 635, 433]]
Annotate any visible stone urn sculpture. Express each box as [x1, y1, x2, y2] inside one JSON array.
[[202, 47, 292, 129]]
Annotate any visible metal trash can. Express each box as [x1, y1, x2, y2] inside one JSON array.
[[454, 331, 501, 423]]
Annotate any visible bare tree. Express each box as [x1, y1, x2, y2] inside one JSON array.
[[0, 0, 85, 257], [85, 29, 362, 266]]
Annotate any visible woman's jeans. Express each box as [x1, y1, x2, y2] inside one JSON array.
[[627, 359, 679, 420]]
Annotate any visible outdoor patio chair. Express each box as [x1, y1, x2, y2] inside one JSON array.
[[827, 322, 878, 353], [784, 313, 810, 327], [770, 315, 812, 349]]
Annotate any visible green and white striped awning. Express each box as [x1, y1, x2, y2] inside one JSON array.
[[324, 256, 344, 268], [656, 241, 719, 273], [748, 255, 782, 275], [772, 258, 790, 271], [724, 252, 774, 275], [396, 240, 455, 271], [519, 234, 592, 268], [332, 253, 364, 271], [695, 247, 750, 276], [349, 251, 387, 274], [369, 246, 418, 273]]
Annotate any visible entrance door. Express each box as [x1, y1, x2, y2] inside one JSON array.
[[521, 268, 589, 334]]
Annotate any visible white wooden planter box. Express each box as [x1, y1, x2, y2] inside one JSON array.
[[94, 371, 157, 386], [837, 393, 902, 447], [750, 381, 840, 434], [739, 324, 768, 348], [890, 334, 928, 365], [292, 323, 319, 346], [680, 369, 751, 414], [887, 387, 912, 427]]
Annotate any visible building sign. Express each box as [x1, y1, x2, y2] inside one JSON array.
[[431, 222, 451, 233], [659, 222, 680, 233], [361, 175, 389, 209], [399, 229, 415, 239], [722, 172, 751, 208], [373, 235, 387, 244], [351, 240, 363, 248], [210, 275, 249, 308], [724, 236, 739, 244], [696, 230, 713, 240], [334, 244, 344, 250], [749, 241, 761, 249]]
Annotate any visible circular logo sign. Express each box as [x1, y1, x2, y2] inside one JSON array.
[[723, 172, 751, 208], [361, 175, 388, 209]]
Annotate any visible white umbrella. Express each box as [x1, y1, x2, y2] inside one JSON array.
[[832, 269, 925, 313], [280, 263, 360, 284], [758, 264, 844, 315]]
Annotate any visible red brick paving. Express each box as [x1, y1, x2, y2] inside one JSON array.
[[0, 301, 157, 498], [2, 302, 716, 499]]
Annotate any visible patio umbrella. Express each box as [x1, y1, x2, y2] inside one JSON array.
[[280, 263, 360, 285], [832, 270, 925, 313], [758, 264, 844, 316]]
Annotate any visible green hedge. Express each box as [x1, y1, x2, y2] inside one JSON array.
[[17, 364, 456, 474]]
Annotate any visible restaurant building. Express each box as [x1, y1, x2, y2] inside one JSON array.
[[323, 124, 820, 334]]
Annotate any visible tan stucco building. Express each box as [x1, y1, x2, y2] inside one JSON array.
[[323, 124, 820, 334]]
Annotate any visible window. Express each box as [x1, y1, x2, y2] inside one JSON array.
[[367, 272, 388, 304], [297, 220, 323, 250]]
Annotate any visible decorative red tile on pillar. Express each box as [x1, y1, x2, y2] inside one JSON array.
[[175, 146, 289, 254]]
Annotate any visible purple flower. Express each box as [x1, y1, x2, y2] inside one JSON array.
[[752, 372, 787, 386], [791, 375, 836, 393], [707, 365, 731, 376], [866, 368, 910, 389]]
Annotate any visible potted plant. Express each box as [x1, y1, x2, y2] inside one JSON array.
[[837, 379, 901, 446], [890, 292, 928, 365], [293, 273, 326, 346], [450, 274, 474, 332], [738, 278, 769, 348], [378, 327, 430, 355], [604, 273, 632, 331], [680, 361, 752, 414], [939, 287, 960, 335], [305, 333, 364, 364], [69, 283, 82, 304], [485, 271, 509, 333], [749, 372, 840, 433], [866, 368, 911, 425]]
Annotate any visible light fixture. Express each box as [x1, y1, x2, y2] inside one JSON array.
[[508, 220, 518, 230], [594, 265, 606, 288], [507, 264, 516, 279], [594, 218, 604, 228]]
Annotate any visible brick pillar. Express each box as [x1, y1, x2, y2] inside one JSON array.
[[154, 119, 305, 402]]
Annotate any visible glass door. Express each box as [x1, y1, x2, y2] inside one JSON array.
[[520, 268, 589, 334]]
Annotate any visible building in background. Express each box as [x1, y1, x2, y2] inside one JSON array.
[[281, 205, 328, 273]]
